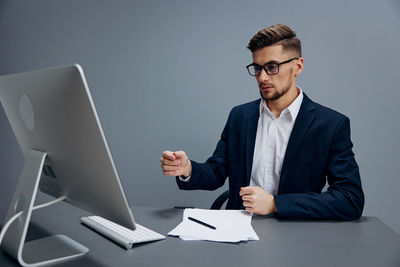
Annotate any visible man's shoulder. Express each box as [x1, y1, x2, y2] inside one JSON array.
[[306, 95, 349, 123], [230, 99, 260, 114]]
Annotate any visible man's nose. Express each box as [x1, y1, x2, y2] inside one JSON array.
[[259, 68, 269, 81]]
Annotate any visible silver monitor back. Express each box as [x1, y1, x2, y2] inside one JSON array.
[[0, 64, 135, 230]]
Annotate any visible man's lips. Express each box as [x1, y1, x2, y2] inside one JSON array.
[[260, 85, 273, 91]]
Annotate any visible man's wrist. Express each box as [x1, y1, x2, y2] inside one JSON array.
[[183, 160, 192, 178]]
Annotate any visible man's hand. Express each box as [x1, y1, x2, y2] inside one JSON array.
[[160, 150, 192, 178], [239, 186, 277, 215]]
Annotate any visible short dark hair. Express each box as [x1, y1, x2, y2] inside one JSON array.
[[247, 24, 302, 57]]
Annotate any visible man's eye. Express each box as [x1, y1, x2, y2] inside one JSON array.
[[267, 64, 278, 71]]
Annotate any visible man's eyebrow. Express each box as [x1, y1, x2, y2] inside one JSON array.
[[253, 60, 280, 65], [265, 60, 279, 64]]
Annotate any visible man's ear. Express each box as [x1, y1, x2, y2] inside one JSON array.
[[295, 57, 304, 77]]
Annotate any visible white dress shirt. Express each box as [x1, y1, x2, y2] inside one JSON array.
[[250, 88, 303, 195], [180, 88, 303, 188]]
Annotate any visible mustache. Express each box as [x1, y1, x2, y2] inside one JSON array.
[[259, 83, 273, 87]]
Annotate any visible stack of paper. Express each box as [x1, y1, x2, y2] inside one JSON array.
[[168, 208, 259, 243]]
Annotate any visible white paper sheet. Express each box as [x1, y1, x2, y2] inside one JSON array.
[[168, 209, 259, 243]]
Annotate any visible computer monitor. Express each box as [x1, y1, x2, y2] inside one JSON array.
[[0, 64, 136, 266]]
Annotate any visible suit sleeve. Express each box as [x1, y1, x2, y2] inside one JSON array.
[[274, 117, 365, 220], [175, 112, 230, 191]]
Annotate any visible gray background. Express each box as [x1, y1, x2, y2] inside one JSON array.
[[0, 0, 399, 233]]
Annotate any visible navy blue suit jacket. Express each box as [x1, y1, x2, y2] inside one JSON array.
[[177, 94, 364, 220]]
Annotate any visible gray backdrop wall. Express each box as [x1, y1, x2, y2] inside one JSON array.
[[1, 0, 399, 233]]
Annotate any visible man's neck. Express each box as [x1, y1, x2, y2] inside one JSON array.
[[267, 86, 300, 117]]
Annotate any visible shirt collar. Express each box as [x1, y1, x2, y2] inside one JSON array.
[[259, 87, 304, 121]]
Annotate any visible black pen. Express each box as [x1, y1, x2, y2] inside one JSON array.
[[174, 206, 195, 209], [188, 216, 217, 230]]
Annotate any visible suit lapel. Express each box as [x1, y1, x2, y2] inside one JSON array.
[[278, 94, 316, 191], [245, 99, 260, 185]]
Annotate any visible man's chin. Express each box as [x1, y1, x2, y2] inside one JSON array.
[[260, 91, 279, 101]]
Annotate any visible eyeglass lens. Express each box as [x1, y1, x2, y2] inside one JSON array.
[[249, 63, 279, 75]]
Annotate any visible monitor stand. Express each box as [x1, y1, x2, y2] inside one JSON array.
[[0, 150, 88, 267]]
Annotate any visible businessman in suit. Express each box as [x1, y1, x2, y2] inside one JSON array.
[[160, 24, 364, 220]]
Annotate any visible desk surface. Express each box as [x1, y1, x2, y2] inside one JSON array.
[[1, 202, 400, 267]]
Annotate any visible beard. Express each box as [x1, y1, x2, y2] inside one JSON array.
[[259, 70, 294, 101], [259, 85, 290, 101]]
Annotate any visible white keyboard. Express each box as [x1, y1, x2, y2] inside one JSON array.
[[81, 215, 166, 249]]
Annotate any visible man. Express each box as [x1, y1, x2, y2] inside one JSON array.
[[160, 24, 364, 220]]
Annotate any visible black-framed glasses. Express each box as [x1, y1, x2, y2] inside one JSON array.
[[246, 57, 298, 76]]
